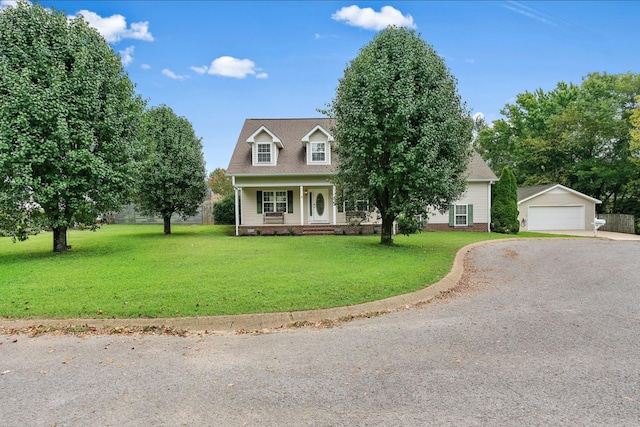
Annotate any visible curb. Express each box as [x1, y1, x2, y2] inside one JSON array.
[[0, 239, 500, 335]]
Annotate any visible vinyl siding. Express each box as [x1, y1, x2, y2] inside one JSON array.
[[427, 182, 491, 225]]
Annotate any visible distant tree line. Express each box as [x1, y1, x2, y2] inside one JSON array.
[[475, 72, 640, 216]]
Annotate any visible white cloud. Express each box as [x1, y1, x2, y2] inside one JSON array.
[[127, 21, 153, 41], [72, 10, 154, 43], [473, 112, 485, 121], [332, 5, 416, 31], [141, 64, 151, 70], [194, 56, 268, 79], [190, 65, 208, 75], [209, 56, 259, 78], [161, 69, 189, 81], [314, 33, 339, 40], [119, 46, 135, 66], [0, 0, 18, 9]]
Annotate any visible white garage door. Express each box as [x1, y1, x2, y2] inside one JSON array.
[[528, 206, 585, 231]]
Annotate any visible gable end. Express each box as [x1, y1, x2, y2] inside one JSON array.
[[246, 126, 283, 166]]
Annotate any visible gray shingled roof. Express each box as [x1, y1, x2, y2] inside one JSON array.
[[517, 184, 557, 203], [466, 151, 498, 181], [227, 118, 336, 176], [227, 118, 497, 181]]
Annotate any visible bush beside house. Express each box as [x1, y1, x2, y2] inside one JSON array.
[[212, 194, 236, 225], [492, 167, 519, 234]]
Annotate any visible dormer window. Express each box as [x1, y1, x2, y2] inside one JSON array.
[[311, 142, 326, 162], [302, 125, 333, 165], [257, 143, 271, 163], [246, 126, 282, 166]]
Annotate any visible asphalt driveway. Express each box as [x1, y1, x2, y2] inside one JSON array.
[[1, 239, 639, 426]]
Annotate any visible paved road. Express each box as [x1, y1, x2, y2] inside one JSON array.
[[1, 239, 639, 426]]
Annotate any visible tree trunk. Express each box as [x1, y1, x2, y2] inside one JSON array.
[[53, 226, 70, 252], [380, 216, 394, 245], [163, 215, 171, 235]]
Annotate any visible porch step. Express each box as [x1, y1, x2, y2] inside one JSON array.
[[303, 226, 336, 236]]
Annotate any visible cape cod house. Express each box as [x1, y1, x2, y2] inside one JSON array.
[[226, 118, 497, 236]]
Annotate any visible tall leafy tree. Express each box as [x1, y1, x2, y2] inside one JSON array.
[[325, 26, 472, 245], [475, 82, 581, 183], [631, 96, 640, 155], [471, 113, 489, 145], [566, 73, 639, 212], [0, 1, 145, 252], [477, 72, 640, 214], [208, 167, 232, 197], [138, 105, 207, 235], [491, 167, 519, 234]]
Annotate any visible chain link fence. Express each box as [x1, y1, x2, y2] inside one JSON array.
[[108, 202, 215, 225]]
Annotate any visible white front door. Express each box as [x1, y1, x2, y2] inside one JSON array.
[[309, 189, 329, 223]]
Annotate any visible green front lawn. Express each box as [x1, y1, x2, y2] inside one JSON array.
[[1, 225, 536, 319]]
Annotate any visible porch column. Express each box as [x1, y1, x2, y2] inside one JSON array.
[[234, 177, 239, 236], [487, 182, 492, 232], [332, 185, 337, 225], [299, 185, 304, 225]]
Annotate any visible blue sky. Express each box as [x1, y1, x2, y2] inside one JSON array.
[[3, 1, 639, 171]]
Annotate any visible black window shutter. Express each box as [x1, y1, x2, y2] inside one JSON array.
[[257, 191, 262, 214], [287, 190, 294, 213]]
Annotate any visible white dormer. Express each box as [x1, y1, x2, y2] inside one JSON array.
[[246, 126, 282, 166], [301, 125, 333, 165]]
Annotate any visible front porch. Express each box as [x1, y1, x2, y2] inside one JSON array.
[[231, 178, 385, 236], [237, 223, 381, 236]]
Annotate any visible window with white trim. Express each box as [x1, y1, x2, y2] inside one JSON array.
[[455, 204, 468, 225], [257, 143, 271, 164], [303, 127, 331, 165], [263, 191, 287, 213], [448, 204, 473, 227], [311, 142, 326, 162]]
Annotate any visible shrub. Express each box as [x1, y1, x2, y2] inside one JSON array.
[[491, 167, 519, 234], [397, 215, 422, 235], [212, 194, 235, 225]]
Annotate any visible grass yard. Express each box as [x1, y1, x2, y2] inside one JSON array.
[[1, 225, 542, 319]]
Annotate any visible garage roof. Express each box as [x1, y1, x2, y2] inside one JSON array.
[[517, 184, 602, 204]]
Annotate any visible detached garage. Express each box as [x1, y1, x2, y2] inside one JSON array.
[[518, 184, 601, 231]]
